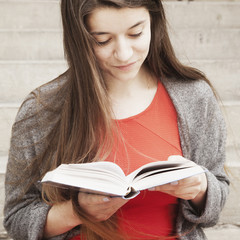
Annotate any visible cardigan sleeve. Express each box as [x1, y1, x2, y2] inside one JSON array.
[[179, 81, 229, 227], [3, 92, 77, 240], [163, 79, 230, 238]]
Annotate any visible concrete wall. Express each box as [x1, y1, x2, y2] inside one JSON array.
[[0, 0, 239, 239]]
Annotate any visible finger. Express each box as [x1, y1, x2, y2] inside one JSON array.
[[158, 175, 203, 190], [152, 182, 179, 191], [172, 183, 203, 200], [176, 187, 202, 200], [77, 193, 128, 222], [152, 180, 203, 200], [110, 197, 129, 210], [78, 192, 111, 206], [77, 194, 111, 221], [181, 173, 206, 185], [178, 176, 200, 186]]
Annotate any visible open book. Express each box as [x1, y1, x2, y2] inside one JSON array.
[[41, 156, 205, 199]]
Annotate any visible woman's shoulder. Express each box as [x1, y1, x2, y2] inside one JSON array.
[[163, 77, 214, 96], [10, 73, 68, 149], [15, 72, 68, 122], [162, 78, 216, 106]]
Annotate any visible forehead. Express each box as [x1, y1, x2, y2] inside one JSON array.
[[87, 7, 150, 33]]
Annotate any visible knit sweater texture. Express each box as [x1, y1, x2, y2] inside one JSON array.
[[4, 75, 230, 240]]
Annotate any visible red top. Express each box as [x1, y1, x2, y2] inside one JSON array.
[[71, 82, 182, 239]]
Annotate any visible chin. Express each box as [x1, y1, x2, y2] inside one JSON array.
[[115, 71, 140, 82]]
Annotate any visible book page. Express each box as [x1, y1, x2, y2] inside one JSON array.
[[68, 161, 126, 177], [131, 165, 205, 191], [126, 157, 194, 183], [42, 162, 129, 196]]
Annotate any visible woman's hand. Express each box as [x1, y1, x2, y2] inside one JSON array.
[[44, 192, 128, 237], [150, 173, 208, 210], [78, 191, 128, 222]]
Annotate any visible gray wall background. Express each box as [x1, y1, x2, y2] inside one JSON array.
[[0, 0, 239, 239]]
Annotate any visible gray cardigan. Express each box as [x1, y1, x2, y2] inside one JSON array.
[[4, 76, 229, 240]]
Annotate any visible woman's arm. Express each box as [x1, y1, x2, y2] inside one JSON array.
[[178, 81, 230, 226], [44, 191, 128, 238], [44, 200, 82, 238], [4, 94, 75, 240], [163, 79, 230, 232]]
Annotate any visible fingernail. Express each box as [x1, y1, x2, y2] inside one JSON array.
[[170, 181, 179, 185], [103, 197, 110, 202], [148, 187, 156, 191]]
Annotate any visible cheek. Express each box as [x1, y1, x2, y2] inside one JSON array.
[[94, 47, 112, 64], [135, 34, 151, 56]]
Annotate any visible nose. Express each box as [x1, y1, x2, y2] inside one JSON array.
[[113, 37, 133, 62]]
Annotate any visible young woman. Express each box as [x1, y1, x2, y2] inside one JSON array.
[[4, 0, 229, 239]]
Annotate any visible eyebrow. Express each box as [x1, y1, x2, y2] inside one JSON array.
[[91, 20, 146, 36]]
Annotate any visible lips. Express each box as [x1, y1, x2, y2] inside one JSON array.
[[115, 62, 136, 71]]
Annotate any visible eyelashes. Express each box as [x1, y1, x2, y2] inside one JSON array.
[[96, 32, 143, 46], [129, 32, 143, 37], [97, 39, 111, 46]]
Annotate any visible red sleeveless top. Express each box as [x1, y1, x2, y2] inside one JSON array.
[[71, 82, 182, 239]]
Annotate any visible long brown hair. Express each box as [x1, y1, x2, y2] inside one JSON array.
[[10, 0, 211, 239]]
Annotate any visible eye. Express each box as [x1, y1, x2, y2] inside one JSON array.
[[96, 39, 111, 46], [129, 32, 142, 38]]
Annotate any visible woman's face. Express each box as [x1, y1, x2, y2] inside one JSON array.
[[87, 7, 151, 84]]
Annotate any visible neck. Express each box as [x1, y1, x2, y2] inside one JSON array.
[[105, 67, 158, 120], [106, 67, 156, 100]]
